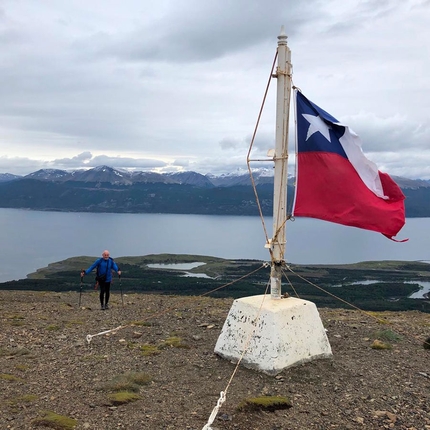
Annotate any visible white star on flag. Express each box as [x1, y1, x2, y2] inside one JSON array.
[[302, 113, 332, 142]]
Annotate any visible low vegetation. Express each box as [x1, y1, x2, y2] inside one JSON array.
[[159, 336, 189, 349], [373, 329, 402, 342], [0, 347, 31, 357], [101, 372, 151, 406], [102, 371, 151, 393], [32, 411, 77, 430], [139, 343, 162, 356], [0, 373, 21, 382], [237, 395, 293, 412], [1, 256, 430, 314], [371, 339, 392, 350], [107, 391, 142, 405]]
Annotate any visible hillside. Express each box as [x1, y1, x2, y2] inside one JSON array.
[[1, 255, 430, 313], [0, 166, 429, 216], [0, 290, 429, 429]]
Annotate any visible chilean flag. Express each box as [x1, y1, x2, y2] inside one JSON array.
[[292, 90, 406, 241]]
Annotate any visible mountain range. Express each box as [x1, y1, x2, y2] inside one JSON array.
[[0, 165, 429, 216], [0, 165, 280, 187]]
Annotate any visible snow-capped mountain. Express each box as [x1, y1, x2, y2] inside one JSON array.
[[0, 173, 21, 182], [24, 169, 70, 181], [0, 165, 429, 190]]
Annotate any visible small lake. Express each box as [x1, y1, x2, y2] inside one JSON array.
[[147, 263, 206, 270], [332, 280, 430, 299], [147, 262, 212, 278]]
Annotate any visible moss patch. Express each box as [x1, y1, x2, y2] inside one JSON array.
[[6, 394, 39, 407], [130, 320, 152, 327], [371, 339, 392, 350], [107, 391, 142, 405], [0, 347, 31, 357], [139, 344, 161, 356], [237, 395, 293, 412], [0, 373, 22, 382], [159, 336, 189, 349], [373, 329, 402, 342], [15, 364, 30, 371], [103, 371, 151, 393], [32, 410, 77, 429]]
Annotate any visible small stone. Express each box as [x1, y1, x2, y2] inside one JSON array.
[[386, 412, 397, 423], [217, 413, 232, 421]]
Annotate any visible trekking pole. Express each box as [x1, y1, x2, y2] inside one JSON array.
[[79, 270, 84, 308], [119, 273, 124, 307]]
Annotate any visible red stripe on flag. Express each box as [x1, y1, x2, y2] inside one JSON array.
[[293, 152, 406, 240]]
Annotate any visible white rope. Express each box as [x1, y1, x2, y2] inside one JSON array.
[[201, 280, 270, 429], [201, 391, 226, 430], [86, 325, 124, 344]]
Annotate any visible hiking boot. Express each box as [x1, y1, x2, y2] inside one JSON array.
[[105, 304, 109, 310], [101, 305, 105, 310]]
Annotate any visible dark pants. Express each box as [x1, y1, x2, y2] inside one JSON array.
[[99, 281, 111, 306]]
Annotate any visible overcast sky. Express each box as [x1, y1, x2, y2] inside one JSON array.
[[0, 0, 429, 178]]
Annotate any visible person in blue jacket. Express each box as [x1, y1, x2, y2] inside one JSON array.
[[81, 250, 121, 310]]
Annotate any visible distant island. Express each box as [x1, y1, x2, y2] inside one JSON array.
[[0, 165, 430, 216], [1, 254, 429, 313]]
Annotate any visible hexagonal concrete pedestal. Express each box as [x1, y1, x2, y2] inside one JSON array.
[[214, 295, 332, 375]]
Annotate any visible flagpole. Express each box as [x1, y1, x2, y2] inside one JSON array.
[[214, 28, 332, 375], [270, 26, 292, 299]]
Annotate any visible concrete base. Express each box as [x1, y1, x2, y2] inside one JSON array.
[[214, 295, 332, 375]]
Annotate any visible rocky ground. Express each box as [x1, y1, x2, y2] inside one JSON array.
[[0, 290, 429, 430]]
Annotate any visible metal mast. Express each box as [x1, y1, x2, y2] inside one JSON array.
[[270, 26, 292, 299]]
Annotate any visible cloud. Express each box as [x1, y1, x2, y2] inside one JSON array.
[[0, 0, 429, 180], [219, 137, 247, 150], [340, 112, 430, 153], [0, 156, 49, 176], [85, 0, 323, 63], [53, 153, 168, 170]]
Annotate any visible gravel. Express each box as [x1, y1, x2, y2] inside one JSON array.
[[1, 290, 429, 430]]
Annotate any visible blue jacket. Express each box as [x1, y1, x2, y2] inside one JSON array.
[[85, 257, 119, 282]]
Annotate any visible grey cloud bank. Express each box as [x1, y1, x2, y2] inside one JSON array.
[[0, 0, 429, 178]]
